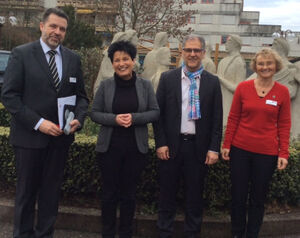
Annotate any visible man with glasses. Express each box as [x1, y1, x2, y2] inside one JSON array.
[[154, 35, 223, 238]]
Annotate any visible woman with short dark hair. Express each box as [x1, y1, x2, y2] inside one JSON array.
[[90, 40, 159, 238]]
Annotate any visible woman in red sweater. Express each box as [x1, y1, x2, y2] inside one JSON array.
[[222, 48, 291, 238]]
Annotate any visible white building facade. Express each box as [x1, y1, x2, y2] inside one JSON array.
[[181, 0, 300, 57]]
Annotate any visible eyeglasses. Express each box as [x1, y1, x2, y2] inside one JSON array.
[[183, 48, 205, 53]]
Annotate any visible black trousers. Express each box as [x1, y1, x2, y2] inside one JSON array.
[[230, 146, 277, 238], [97, 136, 146, 238], [13, 143, 69, 238], [157, 139, 207, 238]]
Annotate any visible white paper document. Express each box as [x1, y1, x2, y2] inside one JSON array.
[[57, 95, 76, 129]]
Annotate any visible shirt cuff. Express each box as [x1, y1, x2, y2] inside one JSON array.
[[208, 150, 219, 155], [34, 118, 44, 130]]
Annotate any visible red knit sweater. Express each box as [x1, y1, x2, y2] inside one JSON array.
[[223, 80, 291, 159]]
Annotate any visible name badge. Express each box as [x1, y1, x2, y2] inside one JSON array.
[[266, 99, 277, 106], [69, 77, 76, 83]]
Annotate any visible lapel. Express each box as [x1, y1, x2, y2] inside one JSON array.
[[135, 77, 144, 112], [33, 41, 55, 89], [174, 67, 182, 115], [199, 70, 207, 105], [60, 46, 70, 87], [106, 77, 116, 113]]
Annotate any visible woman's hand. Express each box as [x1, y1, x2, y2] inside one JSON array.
[[116, 113, 132, 127], [277, 157, 288, 170], [222, 148, 230, 161]]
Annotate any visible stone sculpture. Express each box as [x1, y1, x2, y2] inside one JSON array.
[[142, 32, 168, 81], [93, 32, 127, 95], [124, 29, 141, 73], [217, 34, 246, 125], [202, 43, 216, 74], [150, 47, 171, 91]]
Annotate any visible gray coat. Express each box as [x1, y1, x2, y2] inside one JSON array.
[[90, 76, 159, 153]]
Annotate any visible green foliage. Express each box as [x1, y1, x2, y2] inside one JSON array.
[[0, 25, 39, 51], [0, 103, 11, 127], [267, 141, 300, 204], [0, 127, 15, 185], [204, 159, 231, 212], [79, 116, 100, 136], [62, 6, 102, 49], [74, 47, 103, 101], [0, 125, 299, 213]]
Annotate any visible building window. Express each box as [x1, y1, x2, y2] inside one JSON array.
[[201, 0, 213, 3], [221, 15, 235, 25], [188, 16, 196, 24], [221, 35, 228, 44], [186, 0, 197, 3], [199, 14, 212, 24]]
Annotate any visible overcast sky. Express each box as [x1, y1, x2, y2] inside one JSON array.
[[243, 0, 300, 31]]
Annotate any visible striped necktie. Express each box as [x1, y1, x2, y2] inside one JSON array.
[[48, 50, 60, 91]]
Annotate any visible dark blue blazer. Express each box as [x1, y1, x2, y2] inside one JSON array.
[[153, 67, 223, 161], [1, 40, 89, 148]]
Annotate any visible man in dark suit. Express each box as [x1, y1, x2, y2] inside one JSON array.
[[153, 35, 223, 238], [1, 8, 89, 238]]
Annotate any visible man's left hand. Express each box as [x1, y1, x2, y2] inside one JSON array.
[[69, 119, 81, 134], [205, 151, 219, 165]]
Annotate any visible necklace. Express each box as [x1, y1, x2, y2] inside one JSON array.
[[254, 78, 274, 97]]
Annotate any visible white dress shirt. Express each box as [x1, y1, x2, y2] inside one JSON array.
[[34, 39, 63, 130], [180, 68, 200, 135]]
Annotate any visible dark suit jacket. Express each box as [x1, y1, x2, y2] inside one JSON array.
[[1, 40, 89, 148], [153, 67, 223, 161]]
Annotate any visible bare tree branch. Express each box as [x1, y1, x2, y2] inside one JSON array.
[[96, 0, 195, 38]]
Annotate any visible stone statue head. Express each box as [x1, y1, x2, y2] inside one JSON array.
[[111, 32, 127, 44], [225, 34, 242, 52], [205, 43, 212, 57], [271, 38, 290, 57], [156, 47, 171, 66], [125, 29, 139, 46], [250, 48, 283, 73], [153, 32, 168, 49]]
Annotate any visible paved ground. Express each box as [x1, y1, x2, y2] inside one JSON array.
[[1, 222, 300, 238], [0, 222, 100, 238]]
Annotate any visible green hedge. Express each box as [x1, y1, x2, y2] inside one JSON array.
[[0, 104, 11, 127], [0, 126, 299, 212]]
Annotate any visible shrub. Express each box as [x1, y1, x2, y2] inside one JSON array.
[[0, 103, 11, 127], [0, 126, 299, 213], [75, 48, 103, 101]]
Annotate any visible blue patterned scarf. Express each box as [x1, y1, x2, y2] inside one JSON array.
[[182, 63, 204, 120]]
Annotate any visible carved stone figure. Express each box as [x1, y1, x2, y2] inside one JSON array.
[[271, 38, 300, 138], [124, 29, 141, 73], [142, 32, 168, 81], [150, 47, 171, 91], [247, 38, 300, 138], [292, 63, 300, 138], [93, 32, 127, 95], [217, 34, 246, 125], [202, 43, 216, 74]]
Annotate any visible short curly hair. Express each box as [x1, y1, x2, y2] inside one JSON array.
[[250, 48, 283, 73], [107, 40, 137, 63]]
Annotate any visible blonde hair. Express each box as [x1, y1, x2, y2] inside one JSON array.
[[250, 48, 283, 73]]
